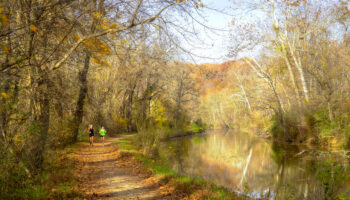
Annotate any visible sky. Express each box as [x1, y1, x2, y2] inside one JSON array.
[[180, 0, 235, 64], [178, 0, 265, 64], [183, 0, 350, 64]]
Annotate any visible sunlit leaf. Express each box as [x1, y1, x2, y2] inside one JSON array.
[[30, 24, 37, 32], [1, 92, 9, 99]]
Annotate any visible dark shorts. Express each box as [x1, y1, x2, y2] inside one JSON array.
[[100, 135, 104, 137], [89, 133, 94, 137]]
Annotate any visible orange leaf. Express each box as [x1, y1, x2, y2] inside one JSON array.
[[2, 45, 10, 53], [30, 24, 37, 32], [1, 15, 10, 25]]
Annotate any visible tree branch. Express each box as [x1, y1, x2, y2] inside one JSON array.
[[51, 1, 176, 71]]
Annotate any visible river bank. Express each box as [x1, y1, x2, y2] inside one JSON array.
[[113, 134, 246, 199], [135, 129, 350, 199]]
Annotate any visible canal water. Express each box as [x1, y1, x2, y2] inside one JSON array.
[[159, 130, 350, 199]]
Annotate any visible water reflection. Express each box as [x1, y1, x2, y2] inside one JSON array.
[[159, 130, 350, 199]]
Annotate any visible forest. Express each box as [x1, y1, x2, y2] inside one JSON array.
[[1, 0, 350, 199]]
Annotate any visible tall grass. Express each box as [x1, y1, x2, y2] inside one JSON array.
[[135, 126, 172, 156]]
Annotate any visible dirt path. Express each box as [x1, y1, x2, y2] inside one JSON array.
[[74, 137, 172, 200]]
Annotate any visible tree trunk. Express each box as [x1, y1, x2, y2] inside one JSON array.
[[174, 78, 183, 127], [296, 61, 310, 103], [127, 95, 132, 132], [72, 51, 91, 142], [271, 1, 302, 107], [245, 58, 290, 138], [328, 101, 334, 122], [34, 82, 50, 169], [29, 69, 51, 171], [240, 84, 252, 112], [126, 84, 136, 132], [72, 0, 105, 141], [281, 43, 302, 106], [288, 42, 310, 103], [0, 75, 17, 143], [0, 80, 9, 142], [233, 71, 252, 112], [127, 91, 133, 132], [0, 23, 13, 142]]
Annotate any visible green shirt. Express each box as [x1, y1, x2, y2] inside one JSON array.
[[99, 128, 106, 136]]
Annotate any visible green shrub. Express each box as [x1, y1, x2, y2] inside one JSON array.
[[191, 122, 204, 133], [270, 111, 301, 142]]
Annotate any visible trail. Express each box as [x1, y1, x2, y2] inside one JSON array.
[[74, 137, 172, 200]]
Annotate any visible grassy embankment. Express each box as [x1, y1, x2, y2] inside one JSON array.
[[114, 134, 248, 200]]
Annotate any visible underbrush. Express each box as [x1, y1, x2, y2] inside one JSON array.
[[270, 105, 350, 148], [0, 144, 82, 200], [134, 124, 206, 156], [270, 110, 303, 143], [114, 135, 242, 200], [191, 119, 206, 133], [135, 126, 183, 155]]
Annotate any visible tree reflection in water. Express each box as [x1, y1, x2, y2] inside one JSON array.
[[158, 130, 350, 199]]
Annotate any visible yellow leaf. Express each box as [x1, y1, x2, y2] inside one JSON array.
[[1, 92, 9, 99], [111, 23, 118, 29], [91, 58, 101, 64], [75, 34, 80, 41], [30, 24, 37, 32]]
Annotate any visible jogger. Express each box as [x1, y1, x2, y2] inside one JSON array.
[[88, 124, 94, 146], [99, 126, 106, 146]]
